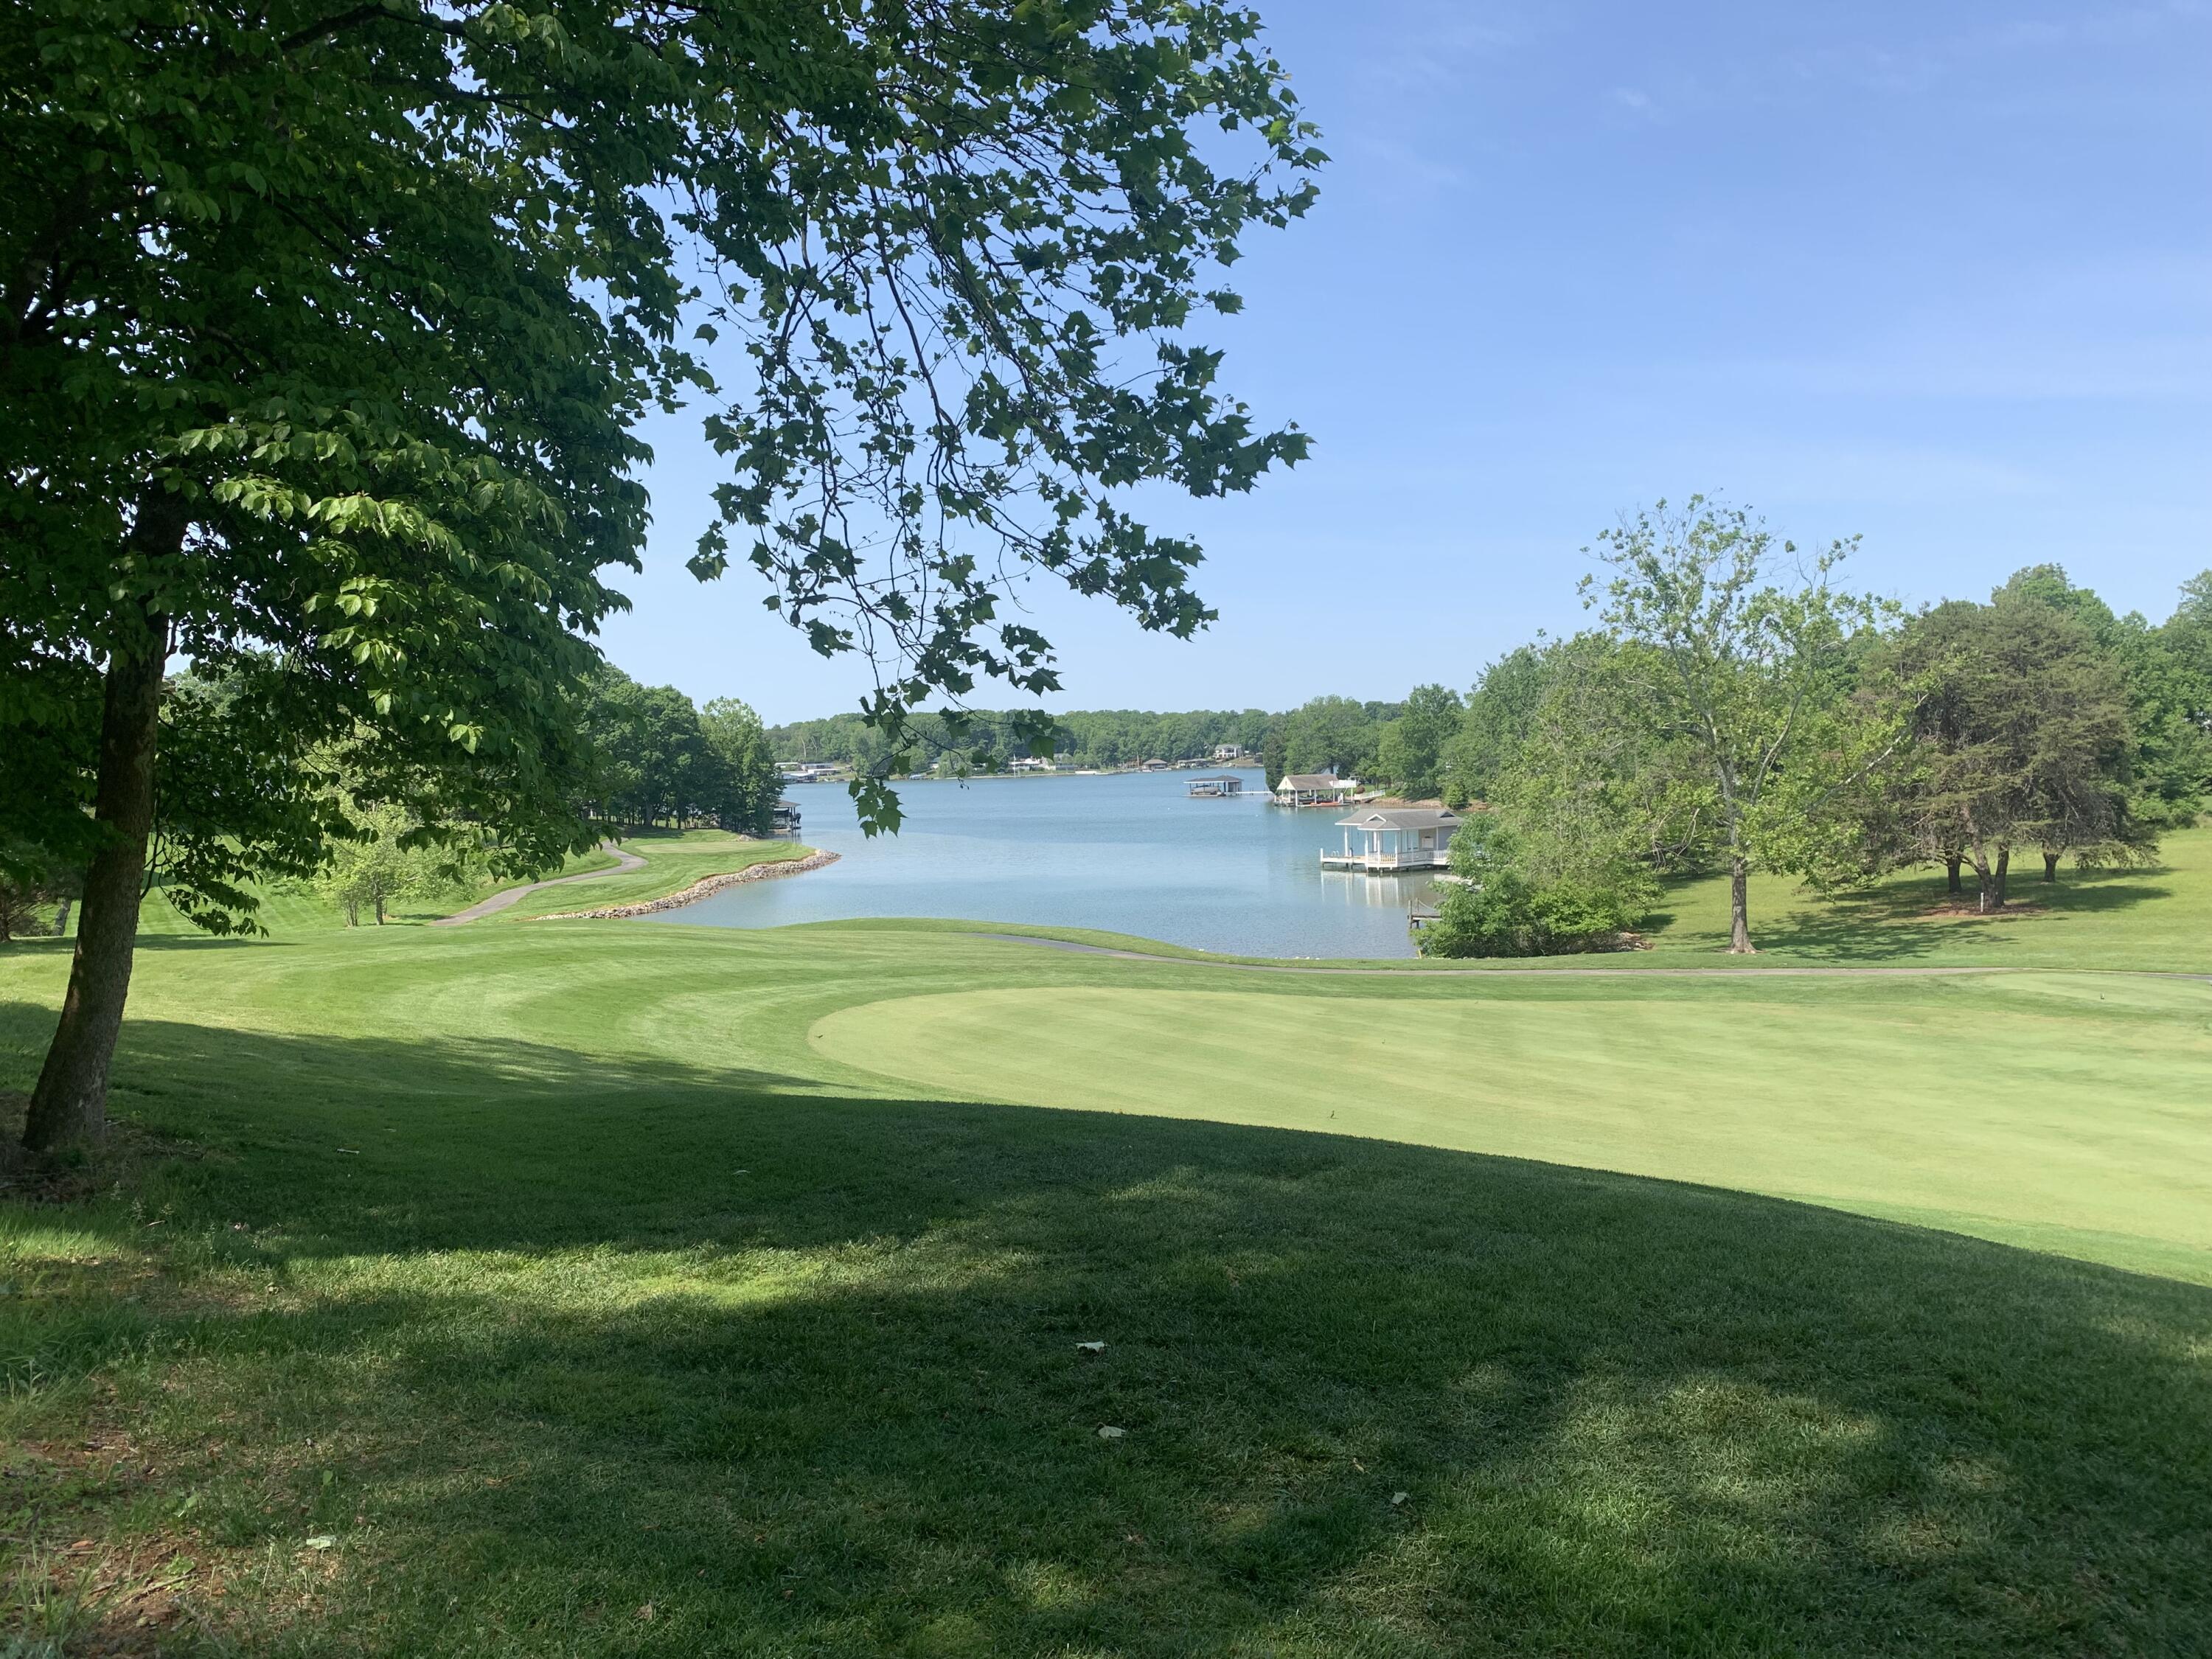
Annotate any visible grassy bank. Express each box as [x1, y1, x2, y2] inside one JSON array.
[[490, 829, 814, 920], [3, 912, 2209, 1653]]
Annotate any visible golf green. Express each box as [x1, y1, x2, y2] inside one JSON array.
[[812, 974, 2212, 1281]]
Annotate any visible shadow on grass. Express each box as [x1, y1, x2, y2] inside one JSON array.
[[1652, 868, 2177, 963], [3, 1005, 2210, 1655]]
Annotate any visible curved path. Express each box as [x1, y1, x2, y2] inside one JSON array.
[[432, 844, 646, 927]]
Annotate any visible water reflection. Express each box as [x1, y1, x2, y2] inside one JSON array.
[[647, 769, 1436, 958]]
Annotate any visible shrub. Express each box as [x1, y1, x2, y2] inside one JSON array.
[[1419, 817, 1653, 958]]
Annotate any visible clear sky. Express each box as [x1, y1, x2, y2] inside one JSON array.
[[599, 0, 2212, 725]]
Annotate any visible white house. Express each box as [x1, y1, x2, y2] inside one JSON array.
[[1320, 806, 1461, 871]]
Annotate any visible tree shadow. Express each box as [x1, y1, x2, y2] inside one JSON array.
[[3, 1009, 2209, 1655], [1646, 866, 2180, 964]]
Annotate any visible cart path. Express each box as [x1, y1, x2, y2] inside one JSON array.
[[971, 933, 2212, 980], [433, 844, 647, 926]]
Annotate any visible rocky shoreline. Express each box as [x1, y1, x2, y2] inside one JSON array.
[[536, 849, 841, 920]]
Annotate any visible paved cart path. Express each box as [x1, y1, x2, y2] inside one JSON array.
[[433, 844, 647, 927]]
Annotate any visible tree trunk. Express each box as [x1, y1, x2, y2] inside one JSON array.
[[2042, 851, 2059, 883], [1944, 855, 1962, 895], [1995, 846, 2010, 906], [1728, 856, 1754, 953], [1968, 844, 1999, 913], [21, 526, 178, 1151]]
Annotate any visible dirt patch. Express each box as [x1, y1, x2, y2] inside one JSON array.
[[3, 1431, 223, 1658], [1921, 902, 2051, 920]]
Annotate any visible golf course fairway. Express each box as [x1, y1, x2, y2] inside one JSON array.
[[5, 888, 2211, 1654]]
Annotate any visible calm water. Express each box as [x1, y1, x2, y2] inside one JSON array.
[[646, 769, 1439, 958]]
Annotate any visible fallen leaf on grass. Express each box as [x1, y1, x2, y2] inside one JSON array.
[[1389, 1492, 1409, 1507], [1096, 1426, 1126, 1440], [1075, 1340, 1106, 1354], [305, 1535, 337, 1550]]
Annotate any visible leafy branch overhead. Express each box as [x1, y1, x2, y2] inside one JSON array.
[[664, 2, 1324, 825], [1, 0, 1318, 1148]]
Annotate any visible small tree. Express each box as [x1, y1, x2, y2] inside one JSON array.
[[1419, 815, 1654, 959], [312, 798, 467, 925], [1582, 497, 1890, 953]]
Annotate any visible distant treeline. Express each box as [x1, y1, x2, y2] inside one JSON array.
[[774, 703, 1416, 779]]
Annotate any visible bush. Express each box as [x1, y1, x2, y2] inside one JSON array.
[[1418, 817, 1653, 958]]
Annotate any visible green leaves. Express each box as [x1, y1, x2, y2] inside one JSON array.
[[6, 0, 1312, 905]]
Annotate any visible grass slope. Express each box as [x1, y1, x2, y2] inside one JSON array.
[[812, 975, 2212, 1282], [125, 844, 627, 939], [490, 829, 813, 920], [3, 919, 2210, 1654]]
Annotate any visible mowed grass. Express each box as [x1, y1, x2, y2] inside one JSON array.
[[3, 917, 2211, 1655], [490, 828, 813, 921], [1628, 824, 2212, 970], [812, 975, 2212, 1282], [125, 843, 627, 938]]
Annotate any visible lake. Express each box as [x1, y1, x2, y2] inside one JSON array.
[[646, 769, 1441, 958]]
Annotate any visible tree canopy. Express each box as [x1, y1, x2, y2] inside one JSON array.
[[1579, 498, 1891, 953], [4, 0, 1321, 1148], [1874, 594, 2137, 910]]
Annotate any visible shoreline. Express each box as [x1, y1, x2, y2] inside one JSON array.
[[536, 849, 841, 920]]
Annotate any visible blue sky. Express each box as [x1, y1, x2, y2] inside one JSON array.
[[600, 0, 2212, 724]]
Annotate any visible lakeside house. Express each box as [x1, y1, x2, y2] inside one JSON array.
[[1186, 773, 1248, 797], [1320, 806, 1461, 871], [1212, 743, 1249, 762], [780, 762, 843, 784], [1274, 771, 1354, 807]]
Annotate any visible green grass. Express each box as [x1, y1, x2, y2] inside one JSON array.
[[123, 843, 626, 939], [3, 914, 2210, 1655], [1627, 825, 2212, 970], [490, 828, 812, 921]]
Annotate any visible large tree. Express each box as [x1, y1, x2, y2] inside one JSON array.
[[1992, 566, 2205, 860], [1440, 640, 1574, 807], [4, 0, 1318, 1149], [1279, 695, 1388, 782], [1582, 497, 1891, 953], [1877, 597, 2136, 911], [1374, 682, 1462, 800], [699, 697, 781, 836]]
